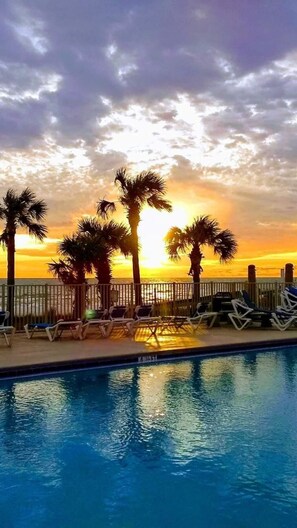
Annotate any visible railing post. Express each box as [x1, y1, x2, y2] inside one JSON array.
[[130, 283, 134, 310], [1, 284, 5, 310], [81, 283, 86, 319], [275, 281, 279, 311], [172, 282, 176, 315], [44, 283, 48, 322], [210, 281, 214, 309]]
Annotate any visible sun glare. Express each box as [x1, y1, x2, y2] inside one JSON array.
[[138, 208, 188, 269], [14, 234, 45, 250]]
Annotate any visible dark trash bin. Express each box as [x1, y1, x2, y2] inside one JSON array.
[[212, 292, 233, 322]]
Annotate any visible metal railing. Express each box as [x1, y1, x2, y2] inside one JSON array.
[[0, 281, 292, 330]]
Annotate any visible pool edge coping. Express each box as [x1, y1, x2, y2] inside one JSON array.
[[1, 336, 297, 379]]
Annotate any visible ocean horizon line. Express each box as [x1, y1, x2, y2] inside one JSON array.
[[0, 276, 286, 285]]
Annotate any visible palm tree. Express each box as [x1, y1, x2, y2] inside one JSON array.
[[165, 215, 237, 303], [0, 188, 47, 320], [49, 233, 94, 318], [97, 167, 172, 303], [77, 217, 130, 308]]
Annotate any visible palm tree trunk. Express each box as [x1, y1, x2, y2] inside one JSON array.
[[131, 225, 141, 305], [96, 259, 112, 309], [192, 271, 201, 310], [7, 233, 15, 324], [73, 270, 86, 319], [189, 247, 202, 309]]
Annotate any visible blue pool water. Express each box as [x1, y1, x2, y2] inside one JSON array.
[[0, 348, 297, 527]]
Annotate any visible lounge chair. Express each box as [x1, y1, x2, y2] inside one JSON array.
[[106, 305, 135, 336], [228, 299, 272, 330], [241, 290, 271, 313], [24, 319, 83, 341], [270, 311, 297, 331], [82, 308, 112, 338], [281, 286, 297, 311], [160, 302, 218, 334], [126, 304, 161, 337], [186, 302, 218, 333], [0, 311, 15, 347]]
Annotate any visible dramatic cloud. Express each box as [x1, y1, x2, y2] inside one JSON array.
[[1, 0, 297, 276]]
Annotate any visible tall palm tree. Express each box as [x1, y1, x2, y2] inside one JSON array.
[[77, 218, 130, 308], [97, 167, 172, 302], [0, 188, 48, 285], [0, 188, 47, 320], [165, 215, 237, 302], [49, 233, 94, 318]]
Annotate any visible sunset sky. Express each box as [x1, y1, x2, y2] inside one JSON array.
[[1, 0, 297, 279]]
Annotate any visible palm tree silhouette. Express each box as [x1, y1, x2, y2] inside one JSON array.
[[165, 215, 237, 301], [77, 217, 130, 307], [49, 233, 94, 318], [0, 188, 47, 320], [97, 167, 172, 303]]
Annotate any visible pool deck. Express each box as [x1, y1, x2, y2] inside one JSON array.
[[1, 325, 297, 377]]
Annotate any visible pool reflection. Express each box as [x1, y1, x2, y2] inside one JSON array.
[[1, 348, 297, 527]]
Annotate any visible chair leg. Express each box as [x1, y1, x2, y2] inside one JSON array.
[[270, 315, 296, 331], [45, 327, 54, 341], [104, 321, 114, 337], [228, 314, 252, 330], [2, 328, 15, 347]]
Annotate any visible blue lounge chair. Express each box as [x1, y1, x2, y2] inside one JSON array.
[[24, 319, 83, 341], [241, 290, 271, 313]]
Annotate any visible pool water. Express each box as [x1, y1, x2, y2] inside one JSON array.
[[0, 348, 297, 527]]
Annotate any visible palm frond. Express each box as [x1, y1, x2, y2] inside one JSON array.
[[186, 216, 220, 245], [97, 199, 116, 219], [213, 229, 238, 262], [28, 199, 48, 221], [165, 226, 188, 260], [147, 195, 172, 212], [27, 223, 48, 241], [19, 188, 36, 204], [0, 230, 8, 248], [48, 259, 76, 284], [78, 216, 102, 235], [3, 188, 18, 208], [114, 167, 128, 189]]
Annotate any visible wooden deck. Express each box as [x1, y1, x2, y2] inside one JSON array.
[[1, 325, 297, 376]]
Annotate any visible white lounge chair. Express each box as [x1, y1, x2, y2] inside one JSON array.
[[106, 305, 135, 336], [270, 312, 297, 331], [228, 299, 273, 330], [281, 287, 297, 312], [24, 319, 83, 341], [159, 302, 218, 334], [186, 302, 218, 333], [0, 311, 15, 347], [82, 308, 112, 338], [127, 305, 161, 337]]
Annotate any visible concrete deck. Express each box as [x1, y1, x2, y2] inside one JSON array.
[[1, 325, 297, 377]]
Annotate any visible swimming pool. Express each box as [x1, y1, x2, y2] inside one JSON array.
[[0, 347, 297, 527]]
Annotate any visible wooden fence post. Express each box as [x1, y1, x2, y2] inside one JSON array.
[[285, 263, 294, 285], [248, 265, 257, 303]]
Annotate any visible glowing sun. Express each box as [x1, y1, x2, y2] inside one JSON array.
[[138, 208, 188, 269]]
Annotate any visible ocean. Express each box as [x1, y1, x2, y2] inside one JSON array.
[[0, 277, 284, 285]]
